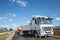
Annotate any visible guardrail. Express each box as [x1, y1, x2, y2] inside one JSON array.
[[0, 32, 8, 35], [6, 31, 15, 40]]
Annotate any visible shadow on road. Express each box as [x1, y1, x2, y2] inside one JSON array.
[[13, 33, 54, 40], [13, 32, 33, 38], [21, 35, 33, 38]]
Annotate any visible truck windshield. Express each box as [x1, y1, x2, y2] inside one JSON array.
[[41, 18, 52, 24], [33, 18, 52, 25]]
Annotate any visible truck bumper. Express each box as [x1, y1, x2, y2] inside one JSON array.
[[39, 33, 53, 36]]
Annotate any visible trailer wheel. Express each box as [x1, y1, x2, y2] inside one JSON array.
[[25, 32, 28, 36], [23, 31, 25, 35], [23, 31, 27, 36]]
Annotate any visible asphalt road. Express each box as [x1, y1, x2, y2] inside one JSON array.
[[12, 33, 34, 40], [12, 33, 60, 40]]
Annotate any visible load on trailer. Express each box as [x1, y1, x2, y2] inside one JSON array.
[[23, 15, 53, 37]]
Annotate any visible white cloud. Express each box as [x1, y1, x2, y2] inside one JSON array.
[[4, 14, 9, 19], [56, 18, 60, 20], [9, 0, 28, 7], [0, 16, 8, 20], [0, 13, 16, 23], [9, 0, 15, 2], [12, 24, 17, 26], [0, 17, 3, 20], [9, 19, 13, 22], [9, 13, 16, 17], [11, 13, 16, 17], [9, 13, 12, 15], [23, 17, 26, 19], [1, 24, 8, 28], [16, 0, 28, 7], [4, 16, 7, 19], [28, 21, 30, 23]]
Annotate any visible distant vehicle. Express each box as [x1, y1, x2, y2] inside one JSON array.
[[23, 15, 53, 37]]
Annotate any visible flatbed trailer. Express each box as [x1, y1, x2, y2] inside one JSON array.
[[22, 25, 32, 36]]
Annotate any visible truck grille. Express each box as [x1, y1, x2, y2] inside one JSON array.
[[42, 27, 51, 31], [42, 27, 51, 34]]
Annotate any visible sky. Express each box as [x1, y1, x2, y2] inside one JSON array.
[[0, 0, 60, 30]]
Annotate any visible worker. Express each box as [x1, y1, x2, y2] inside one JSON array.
[[16, 28, 21, 36]]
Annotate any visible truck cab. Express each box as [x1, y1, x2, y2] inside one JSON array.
[[31, 15, 53, 36]]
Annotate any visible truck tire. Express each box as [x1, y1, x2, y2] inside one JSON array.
[[23, 31, 28, 36], [35, 33, 38, 39], [25, 31, 28, 36], [23, 31, 25, 35], [33, 30, 38, 38]]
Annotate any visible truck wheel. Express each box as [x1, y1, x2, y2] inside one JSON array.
[[26, 32, 28, 36], [35, 33, 37, 39], [23, 32, 25, 35], [33, 30, 37, 37]]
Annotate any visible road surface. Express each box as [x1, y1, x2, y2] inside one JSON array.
[[12, 32, 33, 40], [12, 33, 60, 40]]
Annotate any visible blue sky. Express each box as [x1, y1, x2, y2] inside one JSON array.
[[0, 0, 60, 30]]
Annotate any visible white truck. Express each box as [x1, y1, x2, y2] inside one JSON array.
[[23, 15, 53, 37]]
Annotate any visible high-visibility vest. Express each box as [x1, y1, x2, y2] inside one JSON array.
[[17, 29, 21, 32]]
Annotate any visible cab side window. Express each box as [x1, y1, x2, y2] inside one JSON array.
[[35, 20, 37, 24]]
